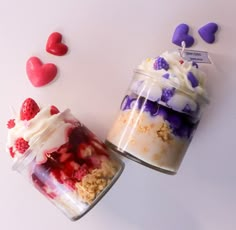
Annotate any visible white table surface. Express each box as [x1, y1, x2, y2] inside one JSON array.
[[0, 0, 235, 229]]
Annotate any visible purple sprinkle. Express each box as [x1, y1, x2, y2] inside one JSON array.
[[162, 73, 170, 79], [154, 57, 169, 71], [192, 62, 198, 68], [161, 88, 175, 102], [182, 104, 192, 114], [187, 72, 199, 88]]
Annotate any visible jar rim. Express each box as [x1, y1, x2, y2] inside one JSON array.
[[133, 69, 209, 105]]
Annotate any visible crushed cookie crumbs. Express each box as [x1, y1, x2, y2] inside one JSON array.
[[75, 159, 117, 204], [156, 122, 173, 142]]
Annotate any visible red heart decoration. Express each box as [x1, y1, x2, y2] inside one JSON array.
[[26, 57, 58, 87], [46, 32, 68, 56]]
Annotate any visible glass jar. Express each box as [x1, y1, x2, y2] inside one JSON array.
[[106, 69, 207, 175], [12, 115, 124, 221]]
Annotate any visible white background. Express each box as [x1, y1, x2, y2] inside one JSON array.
[[0, 0, 235, 229]]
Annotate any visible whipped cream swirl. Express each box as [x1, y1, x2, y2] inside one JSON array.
[[136, 51, 209, 102], [7, 107, 77, 164]]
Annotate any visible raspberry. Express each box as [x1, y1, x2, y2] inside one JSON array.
[[50, 105, 60, 115], [179, 60, 184, 64], [154, 57, 169, 71], [15, 137, 29, 154], [74, 164, 88, 181], [9, 147, 15, 158], [7, 119, 15, 129], [20, 98, 40, 121]]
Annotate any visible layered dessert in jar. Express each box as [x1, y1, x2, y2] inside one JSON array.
[[106, 51, 209, 174], [6, 98, 124, 220]]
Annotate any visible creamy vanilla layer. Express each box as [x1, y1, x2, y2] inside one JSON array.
[[107, 110, 189, 172]]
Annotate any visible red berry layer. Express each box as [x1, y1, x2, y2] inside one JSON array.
[[31, 125, 109, 199]]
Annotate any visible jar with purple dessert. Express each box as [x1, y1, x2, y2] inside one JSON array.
[[106, 51, 209, 175], [6, 98, 124, 221]]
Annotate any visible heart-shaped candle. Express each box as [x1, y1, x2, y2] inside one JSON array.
[[172, 23, 194, 48], [46, 32, 68, 56], [26, 57, 58, 87], [198, 22, 218, 44]]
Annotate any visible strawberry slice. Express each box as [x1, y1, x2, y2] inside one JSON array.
[[20, 98, 40, 120], [50, 105, 59, 115]]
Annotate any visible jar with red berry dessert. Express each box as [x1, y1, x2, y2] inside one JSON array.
[[6, 98, 124, 221], [106, 51, 209, 175]]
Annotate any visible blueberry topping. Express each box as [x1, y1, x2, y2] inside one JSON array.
[[161, 88, 175, 102], [153, 57, 169, 71], [187, 72, 199, 88]]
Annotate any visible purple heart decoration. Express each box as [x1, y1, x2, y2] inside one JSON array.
[[198, 22, 218, 44], [172, 23, 194, 48]]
